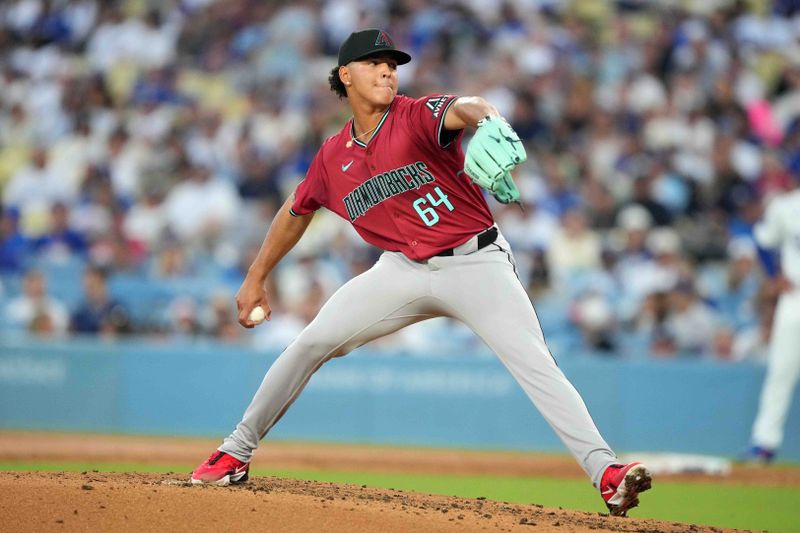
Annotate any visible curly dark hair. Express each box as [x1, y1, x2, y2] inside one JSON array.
[[328, 66, 347, 99]]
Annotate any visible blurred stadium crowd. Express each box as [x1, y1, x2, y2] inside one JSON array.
[[1, 0, 798, 360]]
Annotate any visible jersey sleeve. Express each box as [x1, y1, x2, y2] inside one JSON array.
[[290, 150, 328, 216], [754, 196, 784, 249], [407, 94, 464, 149]]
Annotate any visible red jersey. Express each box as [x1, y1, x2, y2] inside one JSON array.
[[291, 94, 494, 261]]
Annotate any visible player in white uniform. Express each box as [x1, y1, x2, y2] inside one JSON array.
[[189, 29, 652, 515], [744, 186, 800, 462]]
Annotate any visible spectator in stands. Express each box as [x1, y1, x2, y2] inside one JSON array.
[[163, 164, 241, 250], [69, 165, 113, 238], [150, 237, 195, 278], [612, 205, 655, 323], [134, 9, 179, 70], [494, 198, 558, 254], [583, 179, 620, 230], [717, 237, 761, 329], [0, 207, 28, 273], [525, 248, 551, 298], [31, 202, 88, 263], [639, 291, 677, 358], [184, 110, 236, 174], [0, 102, 36, 154], [86, 5, 177, 72], [29, 0, 72, 46], [131, 67, 189, 107], [70, 264, 131, 336], [571, 291, 618, 354], [643, 227, 688, 294], [623, 171, 674, 227], [536, 155, 582, 217], [236, 145, 282, 211], [69, 167, 143, 271], [250, 276, 306, 351], [105, 126, 157, 204], [201, 289, 242, 342], [665, 280, 721, 356], [123, 181, 169, 254], [47, 116, 102, 200], [3, 146, 71, 235], [62, 0, 99, 46], [4, 268, 69, 335], [275, 248, 343, 312], [547, 207, 602, 288], [164, 296, 204, 341]]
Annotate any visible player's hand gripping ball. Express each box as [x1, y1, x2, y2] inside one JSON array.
[[464, 116, 527, 204], [248, 306, 267, 325]]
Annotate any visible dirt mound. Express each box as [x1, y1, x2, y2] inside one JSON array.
[[0, 471, 723, 533]]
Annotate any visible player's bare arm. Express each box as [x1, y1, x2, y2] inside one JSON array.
[[236, 196, 314, 328], [443, 97, 500, 131]]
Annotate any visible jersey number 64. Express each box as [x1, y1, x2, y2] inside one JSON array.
[[413, 186, 455, 227]]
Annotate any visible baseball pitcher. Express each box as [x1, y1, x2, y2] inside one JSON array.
[[191, 29, 652, 516]]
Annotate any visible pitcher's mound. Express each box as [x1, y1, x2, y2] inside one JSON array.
[[1, 471, 716, 532]]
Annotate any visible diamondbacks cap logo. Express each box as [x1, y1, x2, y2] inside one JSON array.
[[375, 31, 393, 47], [338, 29, 411, 66]]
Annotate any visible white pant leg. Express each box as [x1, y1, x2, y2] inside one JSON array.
[[221, 253, 438, 461], [752, 290, 800, 449], [428, 234, 617, 487]]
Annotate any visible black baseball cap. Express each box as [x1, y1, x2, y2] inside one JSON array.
[[337, 29, 411, 66]]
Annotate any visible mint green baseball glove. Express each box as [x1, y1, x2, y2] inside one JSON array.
[[464, 116, 527, 204]]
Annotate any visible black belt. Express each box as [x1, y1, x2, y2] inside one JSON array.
[[435, 226, 498, 257]]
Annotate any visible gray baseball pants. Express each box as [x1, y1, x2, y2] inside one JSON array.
[[219, 230, 618, 487]]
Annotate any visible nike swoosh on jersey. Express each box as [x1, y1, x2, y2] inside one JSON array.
[[342, 160, 354, 172]]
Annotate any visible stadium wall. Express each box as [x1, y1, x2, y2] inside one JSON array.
[[1, 338, 797, 461]]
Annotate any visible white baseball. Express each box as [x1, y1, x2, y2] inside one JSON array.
[[248, 306, 266, 324]]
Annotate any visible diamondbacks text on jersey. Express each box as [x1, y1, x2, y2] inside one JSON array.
[[291, 94, 494, 261]]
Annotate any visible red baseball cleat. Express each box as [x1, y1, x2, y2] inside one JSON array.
[[191, 451, 250, 486], [599, 462, 652, 517]]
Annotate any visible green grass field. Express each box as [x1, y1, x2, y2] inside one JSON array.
[[2, 460, 798, 532]]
